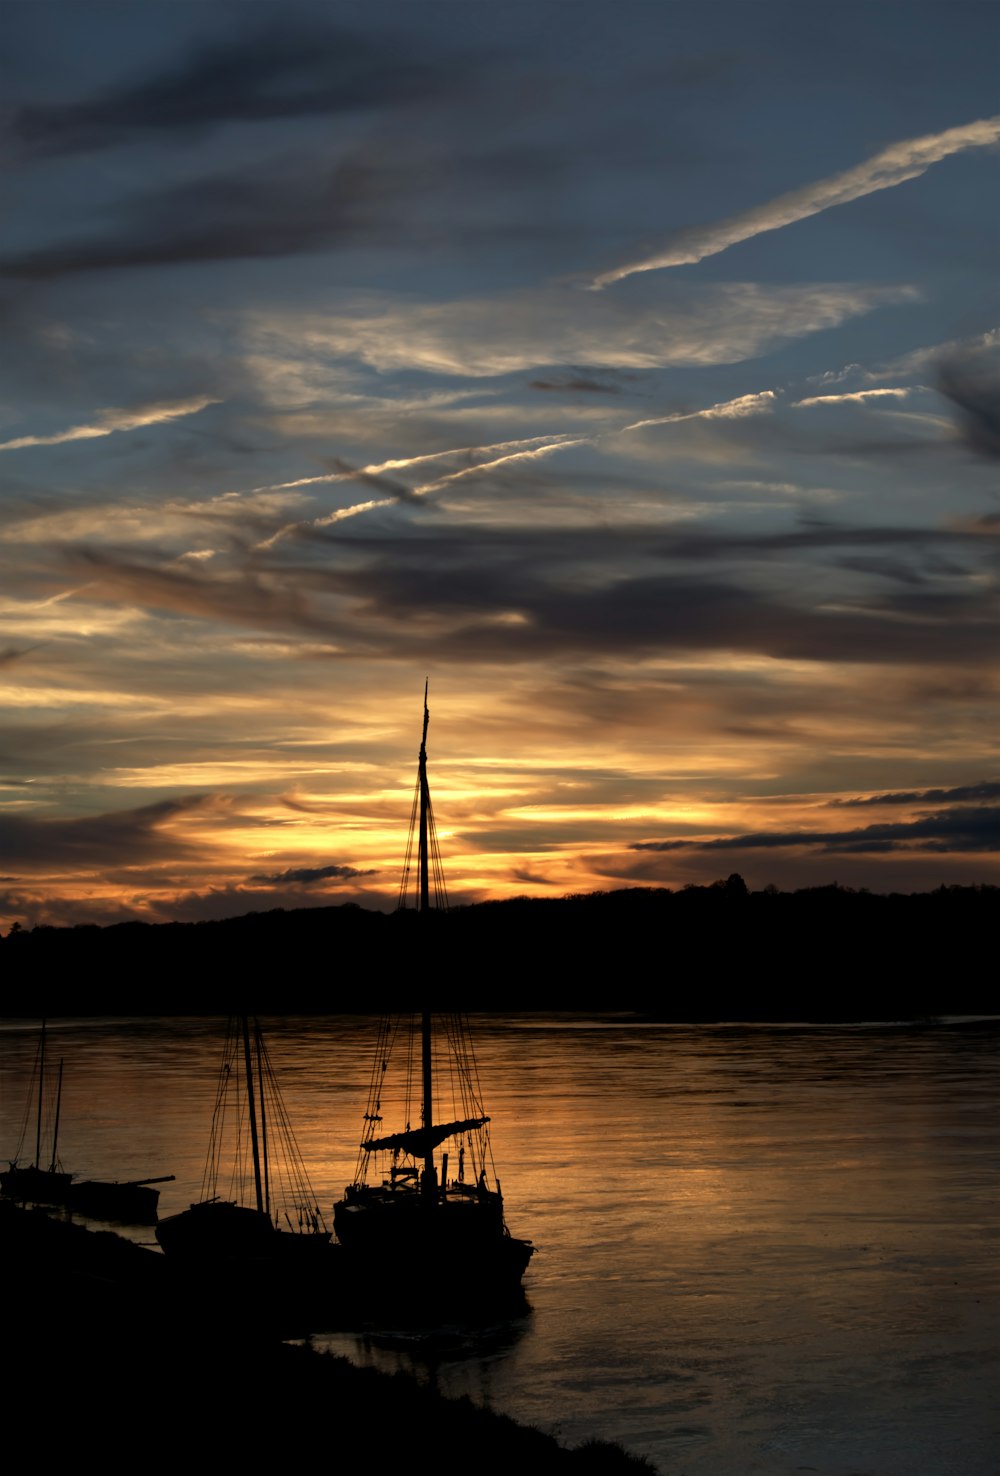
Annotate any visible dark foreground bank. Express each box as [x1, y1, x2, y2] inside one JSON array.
[[2, 1202, 654, 1473]]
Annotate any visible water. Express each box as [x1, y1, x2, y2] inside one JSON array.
[[2, 1014, 997, 1475]]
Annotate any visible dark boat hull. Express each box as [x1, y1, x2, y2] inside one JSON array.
[[334, 1186, 533, 1305], [156, 1200, 332, 1263], [0, 1164, 73, 1206], [156, 1199, 342, 1330], [69, 1179, 160, 1225]]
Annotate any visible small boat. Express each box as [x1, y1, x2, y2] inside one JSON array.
[[68, 1175, 175, 1225], [156, 1016, 331, 1265], [1, 1021, 73, 1206], [333, 686, 533, 1308]]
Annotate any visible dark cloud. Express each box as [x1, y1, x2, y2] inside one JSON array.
[[50, 506, 1000, 672], [0, 155, 400, 279], [834, 555, 929, 587], [657, 520, 992, 563], [249, 862, 377, 884], [835, 780, 1000, 807], [0, 792, 225, 871], [0, 132, 577, 279], [0, 645, 37, 668], [12, 23, 449, 157], [64, 544, 334, 638], [511, 868, 556, 887], [528, 376, 622, 394], [326, 554, 1000, 668], [937, 351, 1000, 459], [632, 804, 1000, 856]]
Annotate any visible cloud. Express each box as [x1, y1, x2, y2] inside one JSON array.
[[835, 781, 1000, 807], [937, 351, 1000, 458], [251, 282, 917, 377], [0, 156, 405, 278], [793, 387, 915, 409], [0, 792, 226, 872], [632, 804, 1000, 856], [590, 112, 1000, 287], [249, 862, 377, 884], [0, 645, 37, 668], [529, 376, 623, 394], [12, 23, 449, 157], [64, 545, 332, 638], [299, 532, 1000, 668], [0, 396, 219, 452]]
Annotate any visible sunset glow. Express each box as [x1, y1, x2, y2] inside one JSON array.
[[2, 3, 1000, 926]]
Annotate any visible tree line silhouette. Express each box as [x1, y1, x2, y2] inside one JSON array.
[[4, 879, 997, 1016]]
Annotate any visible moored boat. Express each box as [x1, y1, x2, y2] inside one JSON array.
[[333, 687, 533, 1309], [155, 1016, 332, 1266], [1, 1022, 72, 1206], [68, 1175, 175, 1225]]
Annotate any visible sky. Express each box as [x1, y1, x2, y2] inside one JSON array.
[[3, 0, 1000, 927]]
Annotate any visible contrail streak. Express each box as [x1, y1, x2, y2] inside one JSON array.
[[257, 393, 782, 545], [413, 437, 590, 494], [623, 392, 776, 432], [246, 434, 578, 496], [0, 396, 220, 451], [590, 113, 1000, 289], [794, 387, 913, 407]]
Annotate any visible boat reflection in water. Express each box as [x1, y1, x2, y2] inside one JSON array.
[[156, 1015, 331, 1268], [334, 688, 533, 1312]]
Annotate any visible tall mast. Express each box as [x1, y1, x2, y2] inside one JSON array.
[[419, 690, 436, 1193], [254, 1018, 271, 1218], [241, 1015, 264, 1216], [418, 680, 430, 914]]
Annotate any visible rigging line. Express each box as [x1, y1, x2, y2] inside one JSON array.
[[464, 1016, 499, 1183], [398, 777, 420, 910]]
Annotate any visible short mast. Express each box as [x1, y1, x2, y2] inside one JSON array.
[[421, 1010, 436, 1195], [418, 680, 430, 914], [49, 1059, 64, 1174], [34, 1017, 46, 1170]]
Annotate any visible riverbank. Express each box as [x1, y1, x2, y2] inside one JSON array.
[[2, 1202, 654, 1472], [4, 884, 998, 1014]]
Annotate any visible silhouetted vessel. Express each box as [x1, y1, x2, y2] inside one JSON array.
[[333, 687, 533, 1306], [156, 1016, 331, 1265], [69, 1175, 175, 1225], [1, 1021, 73, 1206]]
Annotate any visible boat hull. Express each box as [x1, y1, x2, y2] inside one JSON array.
[[156, 1200, 332, 1263], [0, 1164, 73, 1206], [334, 1186, 533, 1305], [69, 1179, 160, 1225]]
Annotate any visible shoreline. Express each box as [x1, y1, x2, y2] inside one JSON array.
[[2, 1201, 655, 1473]]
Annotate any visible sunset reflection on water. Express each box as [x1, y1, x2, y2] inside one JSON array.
[[1, 1014, 996, 1475]]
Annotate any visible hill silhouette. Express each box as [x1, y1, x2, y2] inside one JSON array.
[[3, 878, 997, 1016]]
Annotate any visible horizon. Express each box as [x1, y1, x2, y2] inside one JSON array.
[[3, 2, 1000, 928]]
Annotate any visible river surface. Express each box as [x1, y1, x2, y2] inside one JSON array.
[[1, 1014, 997, 1475]]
